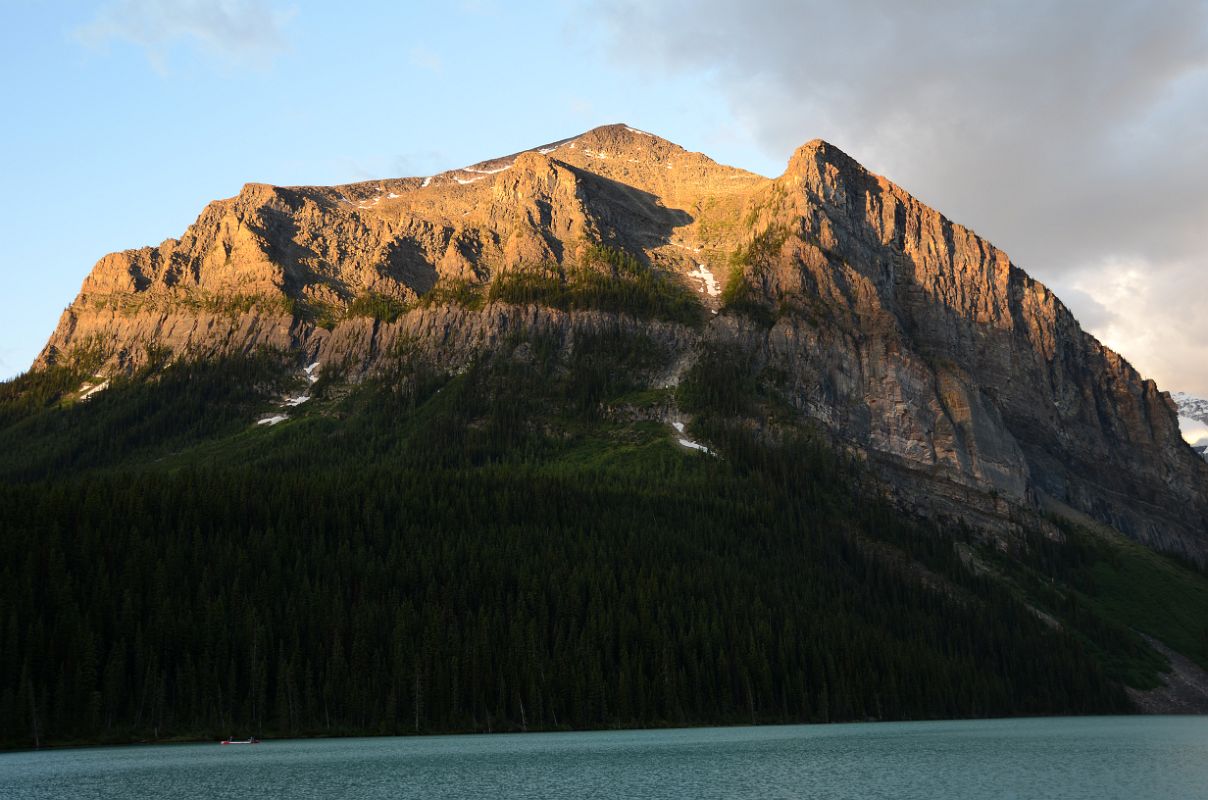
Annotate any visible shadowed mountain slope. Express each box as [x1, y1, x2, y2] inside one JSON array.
[[32, 123, 1208, 562]]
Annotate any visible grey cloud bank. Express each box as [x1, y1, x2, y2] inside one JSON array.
[[594, 0, 1208, 393]]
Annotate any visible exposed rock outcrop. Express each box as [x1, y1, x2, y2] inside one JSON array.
[[33, 124, 1208, 561], [1127, 636, 1208, 714]]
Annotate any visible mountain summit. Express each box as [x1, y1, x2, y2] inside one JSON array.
[[40, 124, 760, 321], [10, 124, 1208, 747], [34, 123, 1208, 561]]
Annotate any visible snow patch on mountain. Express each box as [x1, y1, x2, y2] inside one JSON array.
[[1173, 392, 1208, 444], [689, 263, 720, 297], [78, 379, 109, 401], [463, 164, 512, 175], [1173, 392, 1208, 420], [1172, 392, 1208, 460], [670, 420, 713, 455], [255, 363, 322, 426]]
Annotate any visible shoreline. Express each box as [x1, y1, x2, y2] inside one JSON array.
[[4, 710, 1196, 755]]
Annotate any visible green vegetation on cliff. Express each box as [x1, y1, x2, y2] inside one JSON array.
[[0, 332, 1204, 749], [420, 246, 701, 326]]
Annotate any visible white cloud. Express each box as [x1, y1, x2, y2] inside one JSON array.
[[1055, 256, 1208, 395], [1180, 417, 1208, 445], [75, 0, 294, 68], [591, 0, 1208, 393]]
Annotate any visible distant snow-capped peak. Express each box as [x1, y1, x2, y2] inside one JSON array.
[[1172, 392, 1208, 453]]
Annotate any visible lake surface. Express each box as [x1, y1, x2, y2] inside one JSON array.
[[2, 717, 1207, 799]]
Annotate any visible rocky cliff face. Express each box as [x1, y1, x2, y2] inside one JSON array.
[[35, 124, 1208, 561]]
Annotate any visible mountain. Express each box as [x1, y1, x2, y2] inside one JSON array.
[[1172, 392, 1208, 424], [37, 123, 1208, 561], [5, 124, 1208, 747], [1172, 392, 1208, 460]]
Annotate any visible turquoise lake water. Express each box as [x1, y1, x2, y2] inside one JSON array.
[[2, 717, 1207, 799]]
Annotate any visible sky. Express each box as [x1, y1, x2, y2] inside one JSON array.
[[2, 2, 1206, 403]]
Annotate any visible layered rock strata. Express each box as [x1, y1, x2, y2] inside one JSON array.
[[36, 125, 1208, 560]]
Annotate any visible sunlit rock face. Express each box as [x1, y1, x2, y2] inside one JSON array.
[[35, 124, 1208, 561]]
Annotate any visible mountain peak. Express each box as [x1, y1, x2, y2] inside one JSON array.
[[797, 137, 834, 153], [585, 122, 656, 136], [574, 122, 663, 140], [563, 122, 683, 156], [30, 124, 1208, 564], [784, 137, 863, 180], [413, 123, 685, 190]]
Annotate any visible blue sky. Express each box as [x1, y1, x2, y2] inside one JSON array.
[[0, 1, 778, 379], [3, 1, 1207, 401]]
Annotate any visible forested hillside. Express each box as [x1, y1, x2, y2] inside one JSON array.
[[3, 329, 1205, 748]]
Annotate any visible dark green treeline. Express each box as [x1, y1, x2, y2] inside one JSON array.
[[0, 333, 1128, 747]]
